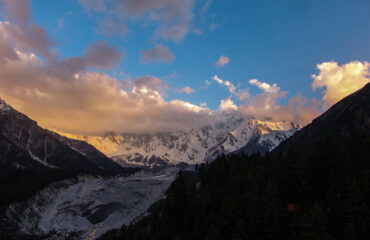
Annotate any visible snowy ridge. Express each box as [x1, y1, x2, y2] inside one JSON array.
[[64, 113, 300, 168], [0, 98, 12, 112]]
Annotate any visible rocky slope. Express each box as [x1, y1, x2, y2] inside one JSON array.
[[0, 98, 123, 174]]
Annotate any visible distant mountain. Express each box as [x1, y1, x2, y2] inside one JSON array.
[[67, 114, 300, 168], [275, 82, 370, 154]]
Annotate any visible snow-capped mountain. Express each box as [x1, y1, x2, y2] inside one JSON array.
[[66, 113, 300, 168]]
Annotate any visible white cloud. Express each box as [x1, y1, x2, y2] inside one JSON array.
[[216, 55, 229, 67], [212, 75, 236, 93], [200, 102, 207, 107], [219, 97, 238, 111], [312, 61, 370, 105], [249, 79, 280, 94]]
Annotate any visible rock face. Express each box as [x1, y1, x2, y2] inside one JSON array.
[[274, 83, 370, 155], [0, 98, 123, 174], [70, 113, 300, 168]]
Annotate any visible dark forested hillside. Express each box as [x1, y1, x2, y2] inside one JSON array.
[[99, 83, 370, 240], [275, 83, 370, 155], [99, 136, 370, 240]]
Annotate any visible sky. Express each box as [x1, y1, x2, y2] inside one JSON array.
[[0, 0, 369, 135]]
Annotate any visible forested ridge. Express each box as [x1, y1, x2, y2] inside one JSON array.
[[99, 136, 370, 240]]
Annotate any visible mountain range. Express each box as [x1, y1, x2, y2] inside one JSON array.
[[64, 114, 300, 169]]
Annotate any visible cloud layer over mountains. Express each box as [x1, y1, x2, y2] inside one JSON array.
[[0, 0, 368, 135]]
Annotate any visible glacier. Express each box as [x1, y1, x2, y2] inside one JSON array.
[[6, 167, 181, 239]]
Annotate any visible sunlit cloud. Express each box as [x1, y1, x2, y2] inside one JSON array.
[[178, 86, 195, 94], [0, 50, 215, 134], [244, 77, 321, 125], [219, 97, 238, 111], [240, 90, 321, 125], [249, 79, 280, 94], [212, 75, 236, 93], [216, 55, 230, 67], [312, 61, 370, 106]]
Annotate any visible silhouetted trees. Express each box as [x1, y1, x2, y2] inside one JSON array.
[[99, 136, 370, 240]]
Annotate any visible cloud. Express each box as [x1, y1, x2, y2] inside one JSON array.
[[178, 86, 195, 94], [140, 44, 175, 64], [0, 0, 31, 27], [58, 18, 65, 28], [0, 50, 215, 135], [0, 21, 57, 61], [85, 41, 123, 70], [241, 78, 321, 125], [78, 0, 106, 12], [220, 97, 238, 111], [200, 102, 207, 107], [201, 0, 212, 13], [312, 61, 370, 105], [209, 23, 220, 30], [0, 35, 19, 64], [130, 75, 169, 96], [249, 79, 280, 94], [238, 90, 250, 100], [240, 90, 321, 125], [96, 17, 129, 38], [212, 75, 236, 93], [0, 0, 57, 61], [216, 55, 229, 67], [78, 0, 195, 41]]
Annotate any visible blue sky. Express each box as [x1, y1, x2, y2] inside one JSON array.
[[0, 0, 369, 134], [28, 0, 370, 109]]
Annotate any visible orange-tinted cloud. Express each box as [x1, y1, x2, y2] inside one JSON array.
[[0, 50, 214, 135], [312, 61, 369, 106], [216, 55, 230, 67], [178, 86, 195, 94]]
